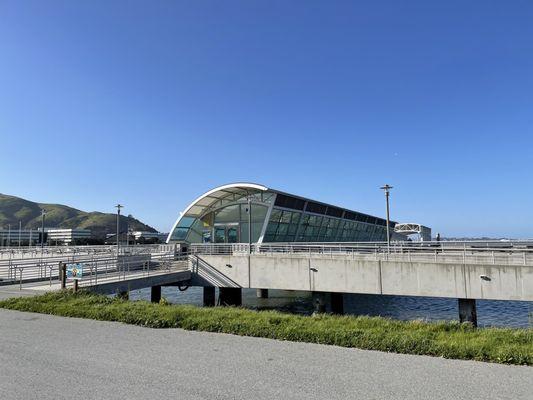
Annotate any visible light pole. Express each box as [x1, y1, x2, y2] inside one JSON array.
[[115, 204, 123, 255], [380, 185, 393, 252], [247, 196, 252, 253], [40, 209, 46, 251], [246, 194, 253, 290], [18, 221, 21, 248]]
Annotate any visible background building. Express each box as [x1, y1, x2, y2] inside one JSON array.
[[45, 229, 92, 245], [132, 231, 168, 243], [0, 229, 40, 246], [168, 183, 396, 244]]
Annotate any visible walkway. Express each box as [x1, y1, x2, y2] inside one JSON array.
[[0, 309, 530, 400]]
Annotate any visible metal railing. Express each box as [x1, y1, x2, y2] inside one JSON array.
[[0, 244, 182, 287], [0, 244, 166, 260], [188, 241, 533, 266]]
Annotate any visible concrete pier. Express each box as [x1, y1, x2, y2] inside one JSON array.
[[117, 290, 129, 300], [203, 286, 216, 307], [199, 252, 533, 303], [151, 286, 161, 303], [256, 289, 268, 298], [458, 298, 477, 326], [219, 287, 242, 306], [331, 292, 344, 315], [312, 292, 327, 313]]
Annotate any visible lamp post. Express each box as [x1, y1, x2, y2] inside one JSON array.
[[18, 221, 21, 248], [115, 204, 123, 255], [380, 185, 393, 252], [247, 196, 252, 254], [40, 209, 46, 251], [246, 194, 253, 290]]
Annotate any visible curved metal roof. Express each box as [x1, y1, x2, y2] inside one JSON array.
[[166, 183, 268, 242]]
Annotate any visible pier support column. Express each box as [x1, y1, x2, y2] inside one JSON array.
[[203, 287, 216, 307], [331, 292, 344, 315], [117, 290, 129, 300], [458, 298, 477, 327], [151, 285, 162, 303], [312, 292, 327, 313], [256, 289, 269, 299], [219, 287, 242, 306]]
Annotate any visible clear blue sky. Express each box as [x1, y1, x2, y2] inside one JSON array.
[[1, 1, 532, 237]]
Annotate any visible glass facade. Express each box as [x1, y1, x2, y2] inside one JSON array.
[[168, 184, 394, 244]]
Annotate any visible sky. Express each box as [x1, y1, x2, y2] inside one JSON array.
[[1, 1, 532, 237]]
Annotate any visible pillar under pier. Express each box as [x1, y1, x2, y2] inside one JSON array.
[[151, 285, 162, 303], [458, 298, 477, 327], [256, 289, 269, 299], [117, 290, 129, 300], [203, 287, 216, 307], [219, 287, 242, 306], [331, 292, 344, 315], [312, 291, 327, 313]]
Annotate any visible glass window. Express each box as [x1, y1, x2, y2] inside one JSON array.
[[170, 227, 189, 241], [214, 205, 240, 224], [280, 211, 292, 224], [288, 224, 298, 235], [176, 216, 195, 228], [306, 202, 327, 214], [277, 223, 289, 235], [266, 222, 278, 234], [269, 209, 282, 223]]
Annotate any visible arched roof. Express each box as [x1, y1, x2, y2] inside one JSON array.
[[166, 183, 269, 243]]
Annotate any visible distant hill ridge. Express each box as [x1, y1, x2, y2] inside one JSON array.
[[0, 193, 157, 239]]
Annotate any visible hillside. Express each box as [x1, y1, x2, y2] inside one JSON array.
[[0, 193, 157, 239]]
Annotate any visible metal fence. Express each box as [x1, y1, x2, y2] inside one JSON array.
[[0, 244, 181, 287], [189, 241, 533, 266]]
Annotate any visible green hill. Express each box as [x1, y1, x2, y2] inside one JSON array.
[[0, 193, 157, 239]]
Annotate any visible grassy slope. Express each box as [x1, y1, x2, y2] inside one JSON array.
[[1, 291, 531, 366], [0, 193, 156, 237]]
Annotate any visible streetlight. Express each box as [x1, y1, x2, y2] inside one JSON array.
[[115, 204, 123, 255], [40, 209, 46, 251], [247, 196, 252, 253], [380, 185, 393, 252]]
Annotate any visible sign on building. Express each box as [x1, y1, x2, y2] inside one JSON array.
[[66, 263, 84, 280]]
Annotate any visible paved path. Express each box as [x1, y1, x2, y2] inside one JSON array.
[[0, 286, 40, 301], [0, 309, 531, 400]]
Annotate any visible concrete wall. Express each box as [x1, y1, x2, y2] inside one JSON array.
[[196, 254, 533, 301]]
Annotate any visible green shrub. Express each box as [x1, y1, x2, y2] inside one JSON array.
[[1, 291, 531, 365]]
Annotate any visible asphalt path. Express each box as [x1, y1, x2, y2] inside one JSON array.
[[0, 309, 531, 400]]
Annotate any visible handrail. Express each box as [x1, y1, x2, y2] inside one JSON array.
[[0, 244, 179, 284], [188, 242, 533, 266]]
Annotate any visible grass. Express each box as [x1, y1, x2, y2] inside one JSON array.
[[1, 291, 531, 366]]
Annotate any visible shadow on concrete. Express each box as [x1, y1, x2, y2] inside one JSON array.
[[190, 255, 241, 288]]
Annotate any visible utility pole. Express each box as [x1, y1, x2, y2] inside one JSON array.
[[115, 204, 123, 255], [380, 185, 393, 252], [7, 224, 11, 247], [18, 221, 21, 248], [40, 209, 46, 251]]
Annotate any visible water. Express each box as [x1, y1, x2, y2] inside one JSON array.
[[129, 287, 533, 328]]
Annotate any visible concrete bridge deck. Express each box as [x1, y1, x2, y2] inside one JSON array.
[[189, 243, 533, 302], [2, 242, 532, 325]]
